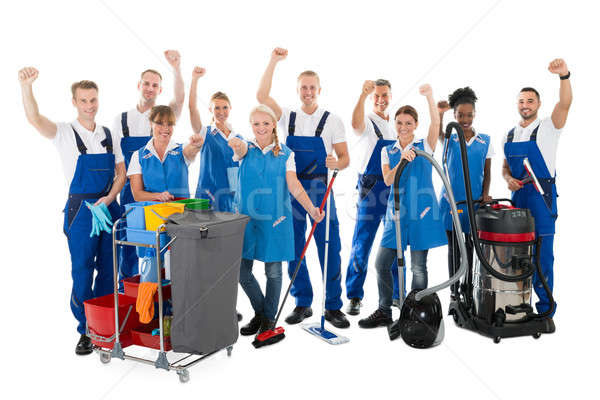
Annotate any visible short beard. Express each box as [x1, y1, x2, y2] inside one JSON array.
[[519, 111, 538, 121]]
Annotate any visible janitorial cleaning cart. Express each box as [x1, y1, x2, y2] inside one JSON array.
[[84, 201, 249, 383]]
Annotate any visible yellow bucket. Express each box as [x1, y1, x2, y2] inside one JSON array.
[[143, 202, 185, 231]]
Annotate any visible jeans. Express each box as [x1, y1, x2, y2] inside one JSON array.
[[239, 258, 282, 321], [375, 246, 429, 313]]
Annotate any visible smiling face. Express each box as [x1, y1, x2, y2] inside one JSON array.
[[297, 75, 321, 107], [454, 103, 475, 132], [138, 71, 162, 102], [250, 111, 275, 148], [518, 91, 540, 121], [373, 85, 391, 115], [395, 113, 418, 142], [72, 88, 99, 122], [210, 98, 231, 124], [151, 118, 174, 142]]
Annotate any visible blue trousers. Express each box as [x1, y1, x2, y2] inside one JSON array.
[[533, 234, 556, 316], [239, 259, 282, 321], [345, 179, 400, 300], [64, 201, 120, 334], [288, 180, 343, 311]]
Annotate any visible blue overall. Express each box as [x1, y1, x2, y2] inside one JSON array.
[[439, 133, 490, 233], [236, 142, 295, 262], [345, 120, 398, 300], [138, 142, 190, 199], [381, 140, 447, 251], [195, 126, 240, 212], [63, 126, 121, 334], [504, 124, 558, 316], [118, 112, 151, 281], [285, 111, 343, 310]]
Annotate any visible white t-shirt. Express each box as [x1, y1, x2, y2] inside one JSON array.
[[234, 139, 296, 172], [53, 120, 124, 187], [278, 107, 346, 154], [112, 108, 151, 138], [500, 117, 561, 176], [353, 112, 396, 173], [127, 139, 191, 176], [380, 138, 434, 169]]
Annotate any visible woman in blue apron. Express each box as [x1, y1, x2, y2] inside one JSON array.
[[189, 68, 242, 211], [230, 105, 324, 336], [438, 87, 493, 299], [128, 106, 200, 201], [359, 84, 447, 328]]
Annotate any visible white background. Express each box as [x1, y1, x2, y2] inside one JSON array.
[[2, 0, 599, 399]]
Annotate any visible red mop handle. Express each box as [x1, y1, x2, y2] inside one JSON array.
[[272, 169, 339, 326]]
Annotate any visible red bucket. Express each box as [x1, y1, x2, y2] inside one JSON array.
[[131, 321, 172, 351], [123, 271, 171, 301], [84, 293, 141, 349]]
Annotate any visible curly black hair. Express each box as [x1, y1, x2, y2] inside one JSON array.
[[448, 87, 477, 109]]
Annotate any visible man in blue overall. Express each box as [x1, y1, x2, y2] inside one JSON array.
[[502, 59, 572, 317], [345, 79, 398, 315], [19, 67, 126, 355], [257, 48, 351, 328], [112, 50, 184, 282]]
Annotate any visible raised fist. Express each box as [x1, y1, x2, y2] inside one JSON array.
[[191, 66, 206, 80], [189, 133, 204, 148], [438, 100, 450, 114], [228, 137, 245, 153], [548, 58, 568, 76], [18, 67, 39, 85], [271, 47, 288, 62], [164, 50, 181, 69], [419, 84, 432, 97], [362, 80, 375, 96]]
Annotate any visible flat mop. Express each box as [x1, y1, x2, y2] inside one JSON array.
[[253, 170, 339, 348], [301, 169, 349, 345]]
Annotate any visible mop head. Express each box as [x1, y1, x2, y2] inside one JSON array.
[[252, 327, 286, 348], [301, 323, 349, 345]]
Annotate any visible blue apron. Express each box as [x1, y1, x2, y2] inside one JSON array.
[[345, 119, 397, 300], [138, 142, 190, 199], [235, 142, 295, 262], [285, 111, 343, 310], [439, 133, 490, 233], [380, 140, 447, 251], [119, 112, 151, 205], [504, 123, 558, 315], [195, 126, 240, 212], [63, 125, 121, 334]]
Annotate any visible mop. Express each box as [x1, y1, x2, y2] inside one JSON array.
[[252, 170, 339, 348], [301, 169, 349, 345]]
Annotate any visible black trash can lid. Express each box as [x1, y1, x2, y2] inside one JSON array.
[[476, 204, 535, 243], [165, 209, 249, 239]]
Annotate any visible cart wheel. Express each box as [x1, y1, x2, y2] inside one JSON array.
[[177, 369, 190, 383], [449, 309, 459, 324], [227, 346, 233, 357], [493, 336, 501, 344], [100, 353, 111, 364], [533, 333, 541, 339]]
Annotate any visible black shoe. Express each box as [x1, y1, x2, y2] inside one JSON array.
[[346, 298, 362, 316], [240, 314, 263, 336], [358, 309, 393, 328], [237, 311, 243, 322], [285, 306, 313, 324], [75, 334, 93, 355], [324, 309, 350, 329], [258, 318, 275, 334]]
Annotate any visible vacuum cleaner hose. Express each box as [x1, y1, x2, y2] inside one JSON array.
[[529, 236, 557, 319]]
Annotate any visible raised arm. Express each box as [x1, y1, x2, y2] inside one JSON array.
[[352, 81, 375, 134], [286, 171, 325, 223], [256, 47, 287, 120], [437, 100, 450, 142], [548, 58, 572, 130], [165, 50, 185, 120], [188, 67, 206, 134], [18, 67, 57, 139], [420, 84, 440, 152]]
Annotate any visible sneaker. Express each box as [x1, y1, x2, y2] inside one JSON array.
[[346, 298, 362, 316], [240, 314, 263, 336], [285, 306, 313, 324], [324, 309, 350, 329], [358, 309, 393, 328]]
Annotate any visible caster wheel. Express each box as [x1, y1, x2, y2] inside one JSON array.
[[493, 336, 501, 344], [533, 333, 541, 339], [227, 346, 233, 357], [449, 310, 459, 323], [100, 353, 111, 364], [177, 369, 190, 383]]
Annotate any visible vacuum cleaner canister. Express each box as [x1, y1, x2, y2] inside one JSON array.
[[399, 290, 444, 349]]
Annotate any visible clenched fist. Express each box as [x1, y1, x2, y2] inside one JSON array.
[[228, 137, 245, 153], [362, 80, 375, 96], [271, 47, 288, 62], [164, 50, 181, 69], [191, 66, 206, 80], [18, 67, 39, 85], [419, 84, 433, 97], [438, 100, 450, 114], [189, 133, 204, 148], [548, 58, 568, 76]]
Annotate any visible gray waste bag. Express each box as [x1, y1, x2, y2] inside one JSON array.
[[165, 209, 249, 354]]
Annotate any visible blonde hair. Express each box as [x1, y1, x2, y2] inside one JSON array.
[[297, 70, 321, 87], [210, 91, 232, 125], [249, 105, 281, 157], [140, 69, 162, 81]]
